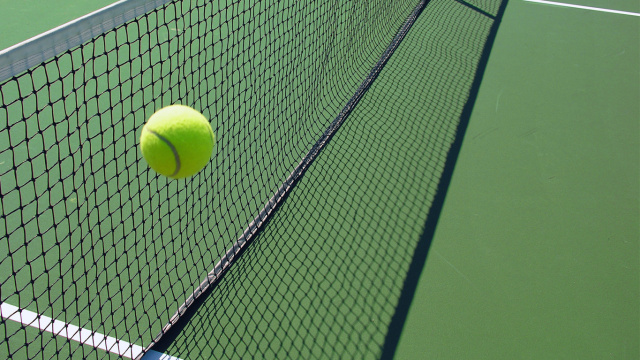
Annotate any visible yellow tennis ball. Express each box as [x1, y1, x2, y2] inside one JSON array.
[[140, 105, 215, 179]]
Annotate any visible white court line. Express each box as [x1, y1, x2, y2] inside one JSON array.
[[1, 302, 181, 360], [524, 0, 640, 16]]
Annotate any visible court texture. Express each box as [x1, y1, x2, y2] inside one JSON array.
[[0, 0, 637, 359]]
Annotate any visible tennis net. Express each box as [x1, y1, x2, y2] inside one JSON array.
[[0, 0, 506, 358]]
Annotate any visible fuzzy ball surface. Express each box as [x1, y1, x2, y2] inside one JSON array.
[[140, 105, 215, 179]]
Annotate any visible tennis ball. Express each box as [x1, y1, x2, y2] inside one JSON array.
[[140, 105, 215, 179]]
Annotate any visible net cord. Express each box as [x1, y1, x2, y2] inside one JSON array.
[[142, 0, 430, 357], [0, 0, 175, 83]]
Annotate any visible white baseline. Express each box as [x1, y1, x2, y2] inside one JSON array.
[[524, 0, 640, 16], [0, 302, 181, 360]]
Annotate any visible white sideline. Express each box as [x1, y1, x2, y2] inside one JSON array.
[[0, 302, 181, 360], [524, 0, 640, 16]]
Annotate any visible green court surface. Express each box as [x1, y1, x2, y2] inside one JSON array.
[[395, 1, 639, 358], [1, 0, 638, 359], [0, 0, 116, 51]]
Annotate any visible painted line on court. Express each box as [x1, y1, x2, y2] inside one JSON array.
[[524, 0, 640, 16], [0, 302, 181, 360]]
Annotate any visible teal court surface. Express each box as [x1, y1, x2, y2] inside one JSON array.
[[0, 0, 638, 359]]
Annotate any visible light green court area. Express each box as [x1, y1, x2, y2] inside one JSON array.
[[556, 0, 639, 12], [0, 0, 116, 51], [396, 1, 639, 359]]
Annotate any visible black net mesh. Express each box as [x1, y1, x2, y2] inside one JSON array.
[[0, 0, 506, 359], [153, 1, 506, 358]]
